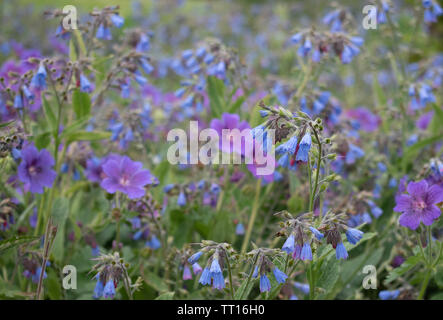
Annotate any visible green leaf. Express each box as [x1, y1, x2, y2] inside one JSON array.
[[384, 255, 421, 284], [72, 89, 91, 119], [228, 96, 245, 114], [42, 96, 57, 132], [403, 135, 442, 165], [0, 120, 15, 129], [155, 291, 175, 300], [207, 76, 226, 118], [35, 132, 52, 149], [0, 235, 39, 253], [66, 130, 111, 144], [144, 272, 168, 293], [234, 274, 256, 300], [315, 256, 340, 299], [51, 197, 70, 263], [429, 104, 443, 135]]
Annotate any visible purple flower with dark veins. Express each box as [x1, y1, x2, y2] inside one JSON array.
[[394, 180, 443, 230], [100, 155, 156, 199], [18, 145, 56, 194]]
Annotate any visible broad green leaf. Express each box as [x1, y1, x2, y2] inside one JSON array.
[[66, 130, 111, 144], [234, 274, 257, 300], [144, 272, 168, 293], [51, 197, 70, 263], [384, 255, 422, 284], [207, 76, 225, 118], [403, 135, 442, 166], [72, 88, 91, 119], [35, 131, 52, 149], [315, 256, 340, 299], [42, 96, 57, 131]]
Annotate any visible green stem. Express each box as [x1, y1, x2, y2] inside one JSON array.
[[417, 269, 431, 300], [309, 125, 322, 212], [241, 178, 262, 254], [224, 250, 235, 299], [238, 253, 259, 300]]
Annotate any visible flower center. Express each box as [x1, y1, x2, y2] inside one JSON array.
[[413, 199, 426, 211], [119, 175, 130, 186], [28, 166, 37, 175]]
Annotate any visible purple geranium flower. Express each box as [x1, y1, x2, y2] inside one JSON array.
[[209, 113, 250, 155], [394, 180, 443, 230], [100, 155, 155, 199], [18, 145, 56, 194]]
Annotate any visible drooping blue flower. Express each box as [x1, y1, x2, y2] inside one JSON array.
[[296, 133, 312, 162], [14, 93, 23, 109], [22, 85, 34, 101], [103, 280, 116, 299], [140, 58, 154, 74], [335, 242, 348, 260], [136, 33, 150, 52], [252, 265, 259, 278], [259, 274, 271, 292], [309, 227, 324, 240], [177, 191, 187, 207], [235, 223, 245, 235], [210, 258, 222, 274], [345, 144, 365, 164], [146, 235, 161, 250], [282, 234, 295, 254], [272, 267, 288, 284], [291, 32, 303, 44], [110, 14, 124, 28], [294, 282, 310, 295], [96, 24, 112, 40], [31, 63, 47, 90], [80, 74, 92, 93], [199, 267, 211, 285], [188, 251, 203, 264], [300, 242, 312, 261], [212, 271, 225, 290], [133, 229, 143, 241], [346, 228, 364, 245], [93, 274, 104, 299]]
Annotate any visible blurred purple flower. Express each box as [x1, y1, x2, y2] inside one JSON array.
[[394, 180, 443, 230], [345, 107, 380, 132], [100, 155, 156, 199], [18, 145, 56, 194], [210, 113, 250, 155]]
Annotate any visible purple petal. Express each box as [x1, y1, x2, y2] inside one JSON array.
[[426, 184, 443, 205], [125, 186, 145, 199], [222, 113, 240, 128], [421, 205, 441, 226], [407, 180, 428, 198], [399, 212, 420, 230], [130, 170, 152, 187], [102, 160, 120, 178], [393, 194, 412, 212], [100, 178, 118, 194]]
